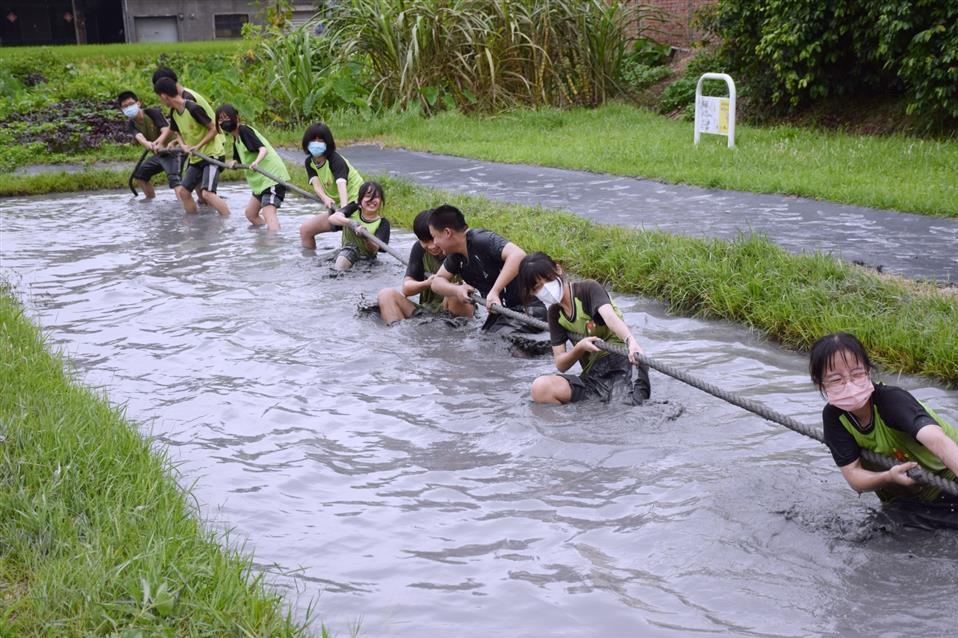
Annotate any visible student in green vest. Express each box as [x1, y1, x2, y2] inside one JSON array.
[[153, 78, 230, 217], [117, 90, 181, 199], [516, 252, 651, 405], [326, 181, 390, 271], [298, 123, 365, 249], [149, 67, 218, 149], [376, 209, 475, 324], [216, 103, 290, 231], [810, 332, 958, 505]]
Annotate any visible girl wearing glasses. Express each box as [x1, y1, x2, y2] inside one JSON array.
[[809, 332, 958, 506]]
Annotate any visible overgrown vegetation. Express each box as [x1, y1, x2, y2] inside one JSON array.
[[0, 291, 311, 636], [699, 0, 958, 132]]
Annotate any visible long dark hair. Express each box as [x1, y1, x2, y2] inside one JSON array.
[[808, 332, 874, 390], [301, 122, 336, 156], [412, 209, 434, 241], [518, 251, 561, 304]]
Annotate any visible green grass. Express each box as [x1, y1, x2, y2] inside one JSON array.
[[0, 40, 245, 64], [375, 175, 958, 385], [0, 291, 311, 635], [311, 103, 958, 218]]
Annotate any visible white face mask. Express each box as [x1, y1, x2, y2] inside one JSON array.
[[534, 278, 563, 307], [122, 104, 140, 118]]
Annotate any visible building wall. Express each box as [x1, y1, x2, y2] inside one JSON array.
[[636, 0, 715, 49], [123, 0, 265, 42]]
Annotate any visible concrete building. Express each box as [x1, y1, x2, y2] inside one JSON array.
[[0, 1, 320, 46]]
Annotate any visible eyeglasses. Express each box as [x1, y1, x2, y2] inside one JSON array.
[[822, 369, 869, 391]]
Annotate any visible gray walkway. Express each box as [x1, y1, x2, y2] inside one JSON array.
[[287, 144, 957, 283]]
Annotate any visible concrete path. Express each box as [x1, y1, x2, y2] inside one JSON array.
[[282, 144, 957, 283]]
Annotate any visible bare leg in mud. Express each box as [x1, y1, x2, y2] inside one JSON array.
[[299, 212, 334, 249], [531, 375, 573, 404], [138, 179, 156, 200]]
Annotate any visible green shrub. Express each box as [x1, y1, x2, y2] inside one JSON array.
[[701, 0, 958, 130]]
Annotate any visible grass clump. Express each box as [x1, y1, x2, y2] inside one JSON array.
[[0, 291, 310, 636], [373, 175, 958, 384]]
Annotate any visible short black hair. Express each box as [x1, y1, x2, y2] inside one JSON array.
[[117, 90, 138, 107], [214, 103, 239, 132], [808, 332, 874, 389], [428, 204, 467, 232], [152, 67, 177, 84], [153, 77, 179, 98], [357, 181, 385, 207], [412, 209, 434, 241], [301, 123, 336, 155], [518, 251, 561, 304]]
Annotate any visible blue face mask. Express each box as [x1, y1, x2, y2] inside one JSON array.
[[122, 104, 140, 118], [308, 141, 327, 157]]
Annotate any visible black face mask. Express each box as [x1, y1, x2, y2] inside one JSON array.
[[220, 119, 237, 133]]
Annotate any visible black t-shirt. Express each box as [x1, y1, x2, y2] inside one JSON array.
[[442, 229, 520, 307], [343, 205, 390, 246], [547, 280, 613, 347], [304, 151, 349, 182], [823, 383, 938, 467], [405, 242, 430, 281], [232, 124, 264, 162], [127, 107, 168, 142], [168, 100, 211, 131]]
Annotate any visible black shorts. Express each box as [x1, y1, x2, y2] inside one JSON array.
[[255, 184, 286, 208], [337, 244, 376, 266], [181, 156, 223, 193], [559, 355, 651, 404], [132, 153, 182, 188]]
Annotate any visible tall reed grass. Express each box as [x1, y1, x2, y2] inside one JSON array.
[[325, 0, 635, 112]]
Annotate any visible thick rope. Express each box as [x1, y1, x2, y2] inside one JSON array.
[[190, 148, 405, 261], [192, 147, 958, 498], [128, 147, 150, 196]]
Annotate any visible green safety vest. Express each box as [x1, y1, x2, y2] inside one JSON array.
[[556, 284, 624, 375], [182, 86, 214, 119], [839, 396, 958, 502], [418, 250, 444, 310], [171, 102, 224, 165], [342, 213, 383, 259], [307, 154, 364, 203], [228, 125, 290, 194]]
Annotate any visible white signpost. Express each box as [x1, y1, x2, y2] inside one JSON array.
[[694, 73, 736, 148]]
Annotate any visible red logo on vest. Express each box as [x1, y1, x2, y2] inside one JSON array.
[[893, 448, 906, 462], [585, 321, 595, 334]]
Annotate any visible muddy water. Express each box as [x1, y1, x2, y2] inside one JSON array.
[[2, 187, 958, 637]]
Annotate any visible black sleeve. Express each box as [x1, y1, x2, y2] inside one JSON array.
[[873, 385, 938, 437], [127, 118, 139, 136], [168, 109, 179, 132], [340, 202, 360, 218], [232, 138, 241, 163], [304, 157, 317, 181], [822, 405, 863, 467], [326, 151, 350, 182], [473, 229, 508, 261], [576, 280, 613, 322], [374, 217, 391, 248], [405, 243, 427, 280], [237, 125, 264, 153], [184, 100, 211, 127], [145, 107, 168, 130], [181, 89, 196, 102], [442, 254, 464, 276], [548, 303, 570, 347]]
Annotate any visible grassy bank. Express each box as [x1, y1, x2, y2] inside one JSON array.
[[376, 175, 958, 385], [316, 103, 958, 218], [0, 291, 309, 635]]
